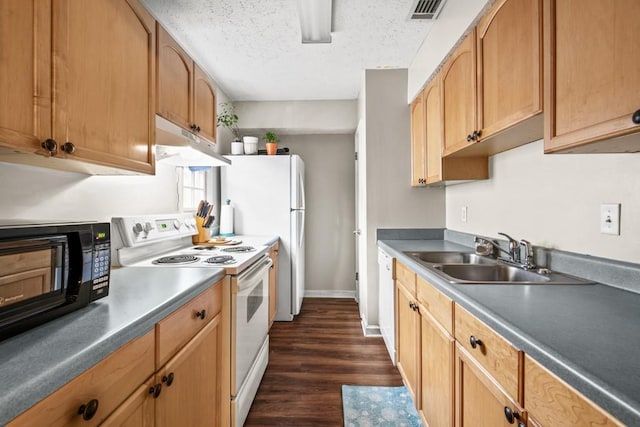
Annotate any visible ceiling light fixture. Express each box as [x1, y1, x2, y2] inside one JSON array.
[[297, 0, 332, 44]]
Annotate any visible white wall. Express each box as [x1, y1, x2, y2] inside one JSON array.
[[407, 0, 490, 101], [0, 161, 179, 222], [360, 69, 446, 328], [446, 140, 640, 264], [234, 100, 357, 137], [280, 135, 356, 295]]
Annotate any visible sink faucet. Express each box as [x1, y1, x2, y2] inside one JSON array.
[[498, 233, 520, 263], [519, 240, 536, 270]]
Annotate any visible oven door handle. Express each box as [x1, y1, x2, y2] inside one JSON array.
[[237, 255, 272, 290]]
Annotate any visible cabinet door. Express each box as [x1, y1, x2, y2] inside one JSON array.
[[193, 64, 217, 143], [396, 282, 420, 405], [155, 312, 223, 427], [442, 30, 477, 156], [157, 24, 193, 131], [424, 77, 443, 184], [420, 308, 454, 427], [544, 0, 640, 153], [52, 0, 155, 174], [477, 0, 542, 140], [100, 380, 155, 427], [410, 92, 426, 186], [0, 0, 50, 153], [455, 344, 526, 427]]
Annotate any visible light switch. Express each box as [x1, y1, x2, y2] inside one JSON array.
[[461, 206, 468, 223], [600, 204, 620, 235]]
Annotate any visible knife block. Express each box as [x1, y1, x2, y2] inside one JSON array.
[[192, 216, 211, 244]]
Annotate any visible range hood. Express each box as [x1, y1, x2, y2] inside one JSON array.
[[155, 115, 231, 167]]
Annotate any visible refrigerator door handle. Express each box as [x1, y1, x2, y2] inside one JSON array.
[[298, 210, 305, 248], [298, 169, 306, 210]]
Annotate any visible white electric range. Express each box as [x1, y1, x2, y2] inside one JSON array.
[[111, 213, 272, 427]]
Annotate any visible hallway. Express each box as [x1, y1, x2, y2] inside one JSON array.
[[245, 298, 403, 426]]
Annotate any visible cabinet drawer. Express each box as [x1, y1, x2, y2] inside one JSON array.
[[416, 275, 453, 335], [395, 261, 416, 296], [524, 355, 622, 427], [156, 282, 222, 368], [8, 331, 154, 427], [454, 305, 521, 402]]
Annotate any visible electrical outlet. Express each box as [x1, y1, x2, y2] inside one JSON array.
[[461, 206, 468, 223], [600, 204, 620, 235]]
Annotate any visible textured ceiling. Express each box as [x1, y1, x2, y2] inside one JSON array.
[[141, 0, 435, 101]]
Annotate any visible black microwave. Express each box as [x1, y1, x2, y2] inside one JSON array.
[[0, 221, 110, 340]]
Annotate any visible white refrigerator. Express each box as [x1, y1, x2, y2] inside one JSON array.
[[221, 154, 305, 321]]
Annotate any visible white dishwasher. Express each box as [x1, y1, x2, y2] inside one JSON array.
[[378, 247, 395, 365]]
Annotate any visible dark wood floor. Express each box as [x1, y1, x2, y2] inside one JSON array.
[[244, 298, 403, 426]]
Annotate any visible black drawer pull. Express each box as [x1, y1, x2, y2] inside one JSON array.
[[469, 335, 482, 349], [77, 399, 99, 421], [195, 309, 206, 319]]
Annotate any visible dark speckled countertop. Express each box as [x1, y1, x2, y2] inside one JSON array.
[[0, 267, 225, 426], [378, 239, 640, 426]]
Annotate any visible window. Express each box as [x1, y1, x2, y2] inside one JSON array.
[[181, 167, 211, 212]]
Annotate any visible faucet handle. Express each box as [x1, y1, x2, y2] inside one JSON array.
[[498, 232, 520, 262], [519, 240, 536, 269], [498, 232, 517, 245]]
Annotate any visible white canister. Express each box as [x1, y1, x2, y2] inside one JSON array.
[[243, 136, 258, 155], [231, 141, 244, 155], [219, 199, 234, 236]]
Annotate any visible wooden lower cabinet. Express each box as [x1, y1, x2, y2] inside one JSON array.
[[101, 380, 155, 427], [8, 281, 226, 427], [455, 344, 527, 427], [524, 355, 622, 427], [419, 307, 455, 427], [156, 313, 223, 427], [395, 264, 420, 404]]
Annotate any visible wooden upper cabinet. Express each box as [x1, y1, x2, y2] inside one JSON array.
[[410, 92, 427, 186], [193, 64, 217, 143], [157, 25, 217, 143], [442, 30, 477, 156], [544, 0, 640, 153], [0, 0, 155, 174], [52, 0, 155, 174], [157, 24, 193, 131], [0, 0, 50, 153], [476, 0, 543, 149], [424, 78, 443, 184]]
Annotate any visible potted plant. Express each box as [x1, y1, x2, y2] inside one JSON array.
[[217, 102, 243, 153], [263, 131, 279, 155]]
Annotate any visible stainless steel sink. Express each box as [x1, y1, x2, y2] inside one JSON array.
[[404, 250, 593, 285], [432, 263, 593, 285], [405, 251, 495, 265]]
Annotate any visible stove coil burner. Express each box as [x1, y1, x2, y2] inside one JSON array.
[[193, 246, 217, 251], [153, 255, 199, 264], [221, 246, 256, 253], [204, 255, 236, 265]]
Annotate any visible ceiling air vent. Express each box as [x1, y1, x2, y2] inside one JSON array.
[[410, 0, 447, 20]]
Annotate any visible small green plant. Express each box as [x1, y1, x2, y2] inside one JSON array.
[[217, 102, 241, 141], [263, 131, 279, 143]]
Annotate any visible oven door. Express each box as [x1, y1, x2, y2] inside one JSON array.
[[234, 255, 272, 393]]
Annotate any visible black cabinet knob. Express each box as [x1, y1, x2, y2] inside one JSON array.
[[196, 125, 201, 132], [467, 134, 473, 142], [469, 335, 482, 349], [503, 406, 520, 424], [162, 372, 175, 387], [41, 138, 57, 153], [77, 399, 99, 421], [195, 309, 207, 319], [633, 109, 640, 125], [149, 383, 162, 398], [61, 142, 76, 154], [473, 130, 482, 140]]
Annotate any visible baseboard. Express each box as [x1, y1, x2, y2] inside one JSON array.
[[360, 320, 381, 337], [305, 290, 356, 299]]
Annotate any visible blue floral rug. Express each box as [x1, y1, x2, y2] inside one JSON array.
[[341, 385, 423, 427]]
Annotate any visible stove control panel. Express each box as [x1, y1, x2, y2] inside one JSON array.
[[113, 214, 197, 247]]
